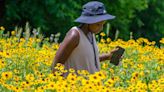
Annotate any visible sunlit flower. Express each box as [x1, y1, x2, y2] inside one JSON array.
[[106, 38, 111, 43], [100, 32, 106, 37], [89, 74, 101, 82], [102, 63, 108, 69], [1, 71, 12, 80], [0, 26, 5, 30], [0, 60, 6, 68], [104, 78, 115, 87], [11, 31, 16, 36], [159, 38, 164, 44], [69, 68, 75, 73], [25, 74, 35, 82], [0, 30, 163, 91], [47, 82, 56, 89], [100, 39, 106, 43]]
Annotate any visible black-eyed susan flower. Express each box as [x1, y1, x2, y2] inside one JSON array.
[[104, 79, 115, 87], [100, 38, 106, 43], [89, 74, 101, 83], [1, 71, 12, 80], [81, 79, 91, 86], [69, 68, 75, 73], [25, 74, 35, 82], [47, 82, 56, 90], [100, 32, 106, 37], [159, 38, 164, 44], [106, 38, 111, 43], [0, 60, 6, 68]]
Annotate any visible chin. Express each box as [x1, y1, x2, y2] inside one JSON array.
[[91, 29, 101, 34], [94, 31, 100, 34]]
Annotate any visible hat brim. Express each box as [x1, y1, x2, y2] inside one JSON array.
[[74, 14, 115, 24]]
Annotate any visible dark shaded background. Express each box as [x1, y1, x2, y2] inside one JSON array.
[[0, 0, 163, 43]]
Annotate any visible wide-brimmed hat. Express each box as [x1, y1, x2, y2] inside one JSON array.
[[75, 1, 115, 24]]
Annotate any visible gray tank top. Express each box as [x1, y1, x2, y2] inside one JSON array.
[[64, 26, 100, 76]]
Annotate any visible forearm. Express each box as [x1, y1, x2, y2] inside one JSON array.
[[99, 53, 112, 62]]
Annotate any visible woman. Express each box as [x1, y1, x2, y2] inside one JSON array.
[[51, 1, 122, 76]]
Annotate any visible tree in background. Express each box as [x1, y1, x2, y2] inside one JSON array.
[[101, 0, 148, 40], [130, 0, 164, 43], [0, 0, 5, 23], [0, 0, 163, 42]]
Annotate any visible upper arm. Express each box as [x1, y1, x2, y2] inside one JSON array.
[[54, 28, 80, 64]]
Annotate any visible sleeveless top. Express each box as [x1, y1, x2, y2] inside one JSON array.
[[64, 26, 100, 76]]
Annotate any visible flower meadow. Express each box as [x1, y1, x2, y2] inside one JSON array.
[[0, 26, 164, 92]]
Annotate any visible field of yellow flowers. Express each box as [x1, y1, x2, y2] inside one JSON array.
[[0, 26, 164, 92]]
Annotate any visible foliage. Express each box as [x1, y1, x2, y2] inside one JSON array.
[[130, 0, 164, 43], [0, 0, 163, 42]]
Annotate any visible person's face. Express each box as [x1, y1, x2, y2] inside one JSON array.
[[88, 21, 106, 34]]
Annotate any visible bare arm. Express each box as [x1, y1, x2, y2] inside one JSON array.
[[99, 53, 112, 62], [51, 29, 80, 71], [99, 48, 119, 62]]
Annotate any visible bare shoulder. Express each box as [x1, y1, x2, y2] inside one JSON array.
[[54, 27, 80, 64], [62, 27, 80, 47], [66, 27, 80, 40]]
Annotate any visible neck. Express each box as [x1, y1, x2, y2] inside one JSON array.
[[78, 24, 90, 35]]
